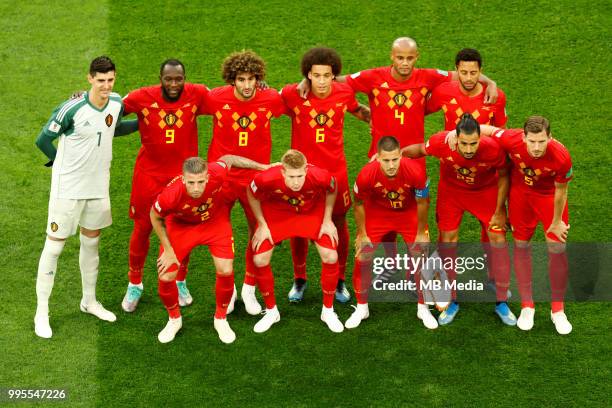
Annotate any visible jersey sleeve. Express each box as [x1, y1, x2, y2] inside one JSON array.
[[193, 84, 212, 115], [423, 68, 452, 89], [153, 181, 181, 217], [36, 100, 77, 162], [554, 145, 573, 184], [346, 69, 376, 94], [492, 128, 522, 151], [209, 161, 229, 181], [424, 132, 448, 158], [425, 86, 444, 114], [353, 167, 371, 201], [492, 89, 508, 127], [249, 171, 269, 200], [346, 88, 360, 112], [269, 90, 288, 117], [122, 89, 143, 115], [404, 159, 428, 196], [279, 84, 297, 115]]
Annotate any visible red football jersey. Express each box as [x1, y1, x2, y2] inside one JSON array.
[[426, 81, 507, 130], [282, 82, 359, 174], [425, 131, 507, 190], [346, 66, 451, 157], [123, 83, 210, 177], [153, 162, 228, 224], [354, 158, 427, 212], [492, 129, 573, 194], [207, 86, 286, 181], [250, 164, 335, 214]]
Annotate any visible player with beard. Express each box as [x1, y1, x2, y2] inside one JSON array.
[[281, 47, 370, 304], [206, 50, 286, 315]]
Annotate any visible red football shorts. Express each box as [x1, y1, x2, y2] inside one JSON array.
[[436, 182, 502, 233], [164, 213, 235, 260], [362, 203, 418, 247], [254, 203, 336, 254], [332, 170, 352, 216], [129, 169, 173, 222], [223, 174, 256, 224], [509, 187, 569, 242]]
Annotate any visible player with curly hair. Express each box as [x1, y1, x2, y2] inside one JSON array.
[[206, 50, 287, 315]]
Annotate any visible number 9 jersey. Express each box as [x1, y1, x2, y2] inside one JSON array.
[[122, 83, 211, 177]]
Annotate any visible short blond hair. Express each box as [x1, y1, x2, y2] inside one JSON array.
[[281, 149, 307, 169], [183, 157, 207, 174]]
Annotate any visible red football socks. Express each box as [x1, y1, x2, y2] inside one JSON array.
[[290, 237, 308, 281], [215, 272, 235, 319], [352, 259, 371, 304], [337, 222, 349, 281], [490, 245, 511, 302], [255, 264, 276, 309], [513, 244, 533, 306], [321, 262, 339, 308], [128, 222, 152, 285], [244, 245, 257, 286]]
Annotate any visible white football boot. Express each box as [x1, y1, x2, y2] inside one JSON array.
[[241, 283, 262, 315], [321, 306, 344, 333], [517, 307, 535, 331], [551, 310, 572, 335], [214, 318, 236, 344], [80, 301, 117, 322], [254, 306, 280, 333], [158, 316, 183, 343], [34, 312, 52, 339], [345, 304, 369, 329], [417, 303, 439, 329]]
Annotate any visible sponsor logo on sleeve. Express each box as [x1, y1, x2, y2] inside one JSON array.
[[565, 167, 573, 178], [154, 201, 161, 212], [350, 72, 361, 79], [436, 69, 449, 76], [250, 180, 258, 193]]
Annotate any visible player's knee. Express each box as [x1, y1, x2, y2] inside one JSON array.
[[487, 232, 506, 246], [253, 253, 270, 268], [357, 252, 373, 263], [45, 236, 66, 257], [159, 269, 178, 282], [79, 233, 100, 249], [320, 249, 338, 264], [80, 227, 100, 238], [514, 240, 530, 250], [440, 230, 459, 243], [546, 241, 566, 254]]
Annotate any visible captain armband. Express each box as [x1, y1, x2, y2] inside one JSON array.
[[414, 179, 430, 199]]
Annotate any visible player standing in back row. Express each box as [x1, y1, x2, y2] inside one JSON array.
[[206, 50, 286, 315], [121, 59, 211, 313], [281, 47, 370, 303], [34, 56, 129, 338]]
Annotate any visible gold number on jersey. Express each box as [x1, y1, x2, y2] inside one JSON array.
[[343, 191, 350, 206], [524, 176, 534, 186], [239, 131, 249, 146], [394, 109, 405, 125], [165, 129, 175, 144], [316, 128, 325, 143], [391, 200, 403, 209]]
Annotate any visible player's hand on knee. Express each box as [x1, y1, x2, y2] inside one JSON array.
[[319, 220, 338, 246], [157, 249, 179, 274], [488, 210, 507, 232], [546, 221, 570, 243], [252, 225, 273, 251]]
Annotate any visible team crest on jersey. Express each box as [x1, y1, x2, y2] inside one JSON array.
[[50, 222, 58, 232], [458, 167, 471, 176], [315, 113, 328, 126], [165, 112, 177, 126], [523, 168, 536, 177], [238, 116, 251, 129], [393, 93, 407, 107], [288, 197, 300, 206], [105, 114, 113, 127], [386, 191, 400, 200], [197, 203, 209, 213]]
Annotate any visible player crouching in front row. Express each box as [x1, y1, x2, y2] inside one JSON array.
[[347, 136, 435, 330], [248, 150, 345, 333], [151, 155, 271, 344]]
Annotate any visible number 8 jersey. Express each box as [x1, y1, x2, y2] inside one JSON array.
[[206, 85, 286, 182], [41, 92, 123, 199]]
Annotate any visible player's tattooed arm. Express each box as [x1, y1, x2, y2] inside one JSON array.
[[547, 182, 570, 243], [353, 200, 373, 258], [319, 186, 339, 245], [247, 187, 274, 251], [350, 103, 371, 124], [490, 167, 509, 230], [150, 209, 180, 277], [218, 155, 271, 171], [400, 143, 427, 158], [35, 130, 58, 167]]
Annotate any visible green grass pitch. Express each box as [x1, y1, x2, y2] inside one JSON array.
[[1, 1, 611, 407]]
